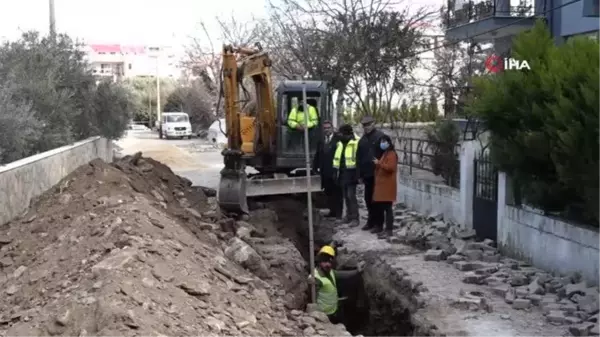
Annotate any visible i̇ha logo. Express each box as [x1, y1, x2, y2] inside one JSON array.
[[485, 54, 531, 73]]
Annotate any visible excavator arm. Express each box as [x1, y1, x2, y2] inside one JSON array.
[[219, 45, 277, 214], [217, 44, 324, 214]]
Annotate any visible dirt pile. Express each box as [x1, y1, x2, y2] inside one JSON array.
[[0, 153, 349, 336]]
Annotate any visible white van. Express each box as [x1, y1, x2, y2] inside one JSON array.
[[159, 112, 193, 139]]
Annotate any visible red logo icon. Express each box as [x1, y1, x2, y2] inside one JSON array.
[[485, 54, 503, 73]]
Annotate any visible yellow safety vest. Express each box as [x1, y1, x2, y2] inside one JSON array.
[[314, 268, 338, 315], [287, 106, 318, 128], [332, 139, 358, 169]]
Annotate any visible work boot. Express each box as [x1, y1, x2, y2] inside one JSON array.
[[370, 226, 383, 234], [377, 229, 393, 239], [348, 219, 360, 227]]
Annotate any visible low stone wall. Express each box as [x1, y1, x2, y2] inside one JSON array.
[[497, 205, 600, 285], [0, 136, 113, 226], [396, 174, 461, 224]]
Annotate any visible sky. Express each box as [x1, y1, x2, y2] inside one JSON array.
[[0, 0, 442, 104], [0, 0, 441, 56], [0, 0, 270, 56]]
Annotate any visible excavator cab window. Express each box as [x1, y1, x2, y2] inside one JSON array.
[[279, 92, 322, 156]]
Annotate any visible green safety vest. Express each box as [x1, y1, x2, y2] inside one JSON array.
[[314, 268, 338, 315], [332, 139, 358, 169], [288, 106, 318, 128]]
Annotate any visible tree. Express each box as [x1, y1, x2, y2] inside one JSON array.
[[346, 8, 431, 122], [122, 77, 177, 123], [264, 0, 434, 122], [0, 81, 42, 164], [426, 119, 460, 187], [467, 20, 599, 224], [163, 79, 215, 130], [0, 31, 136, 164]]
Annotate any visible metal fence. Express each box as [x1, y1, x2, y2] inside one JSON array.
[[394, 137, 461, 188]]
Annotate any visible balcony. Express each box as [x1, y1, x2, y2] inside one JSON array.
[[444, 0, 543, 41]]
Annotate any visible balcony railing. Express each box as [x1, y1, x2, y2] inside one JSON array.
[[444, 0, 536, 28]]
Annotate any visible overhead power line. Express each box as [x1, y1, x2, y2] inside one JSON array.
[[408, 0, 582, 58]]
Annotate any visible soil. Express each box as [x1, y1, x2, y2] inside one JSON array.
[[0, 153, 349, 337]]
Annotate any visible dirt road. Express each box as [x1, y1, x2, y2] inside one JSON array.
[[115, 131, 225, 189]]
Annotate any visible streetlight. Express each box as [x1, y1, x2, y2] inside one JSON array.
[[156, 54, 161, 125], [149, 47, 161, 128], [49, 0, 56, 38]]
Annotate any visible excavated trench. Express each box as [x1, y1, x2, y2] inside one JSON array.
[[248, 195, 435, 336]]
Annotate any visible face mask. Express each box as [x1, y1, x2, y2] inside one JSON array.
[[380, 142, 389, 150]]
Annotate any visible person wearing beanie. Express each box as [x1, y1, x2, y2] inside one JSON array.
[[331, 124, 360, 227]]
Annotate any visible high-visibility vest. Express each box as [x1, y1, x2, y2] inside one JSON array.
[[287, 106, 318, 128], [332, 139, 358, 169], [314, 268, 338, 315]]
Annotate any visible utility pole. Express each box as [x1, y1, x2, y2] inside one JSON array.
[[155, 52, 161, 126], [49, 0, 56, 38]]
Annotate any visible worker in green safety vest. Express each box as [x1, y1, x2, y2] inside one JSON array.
[[308, 244, 365, 324], [332, 124, 360, 227], [287, 101, 319, 150], [287, 101, 319, 130]]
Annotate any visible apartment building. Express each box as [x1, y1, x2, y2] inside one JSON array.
[[444, 0, 599, 56], [84, 44, 181, 82]]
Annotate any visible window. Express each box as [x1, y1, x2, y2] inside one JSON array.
[[164, 115, 189, 123], [128, 63, 132, 70]]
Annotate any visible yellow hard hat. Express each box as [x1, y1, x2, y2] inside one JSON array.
[[319, 245, 335, 257]]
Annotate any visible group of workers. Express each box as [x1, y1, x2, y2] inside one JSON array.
[[312, 116, 398, 238], [287, 101, 399, 322], [286, 100, 398, 237]]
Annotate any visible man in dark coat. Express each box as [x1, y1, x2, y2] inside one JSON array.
[[356, 115, 386, 231], [313, 121, 343, 218]]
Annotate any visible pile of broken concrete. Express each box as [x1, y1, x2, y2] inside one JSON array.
[[0, 153, 349, 336], [393, 206, 599, 336]]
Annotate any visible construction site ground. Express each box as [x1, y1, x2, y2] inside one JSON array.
[[0, 131, 596, 336]]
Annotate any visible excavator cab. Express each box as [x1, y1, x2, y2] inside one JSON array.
[[275, 80, 332, 169], [217, 45, 332, 213]]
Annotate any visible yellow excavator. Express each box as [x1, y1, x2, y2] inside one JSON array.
[[217, 44, 332, 214]]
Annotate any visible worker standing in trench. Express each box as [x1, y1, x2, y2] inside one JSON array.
[[307, 244, 368, 327]]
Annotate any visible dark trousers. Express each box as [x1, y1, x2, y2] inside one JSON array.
[[342, 183, 359, 220], [328, 308, 343, 325], [288, 128, 316, 150], [373, 201, 393, 231], [363, 177, 375, 225], [324, 178, 343, 217]]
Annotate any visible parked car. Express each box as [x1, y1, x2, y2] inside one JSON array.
[[158, 112, 193, 139], [127, 124, 149, 131]]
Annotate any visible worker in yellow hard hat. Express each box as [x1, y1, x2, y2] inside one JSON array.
[[308, 243, 364, 324]]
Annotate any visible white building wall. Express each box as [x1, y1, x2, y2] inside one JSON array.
[[85, 44, 181, 80]]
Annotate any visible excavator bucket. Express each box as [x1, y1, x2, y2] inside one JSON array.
[[218, 171, 249, 214], [246, 174, 321, 197], [218, 173, 322, 213]]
